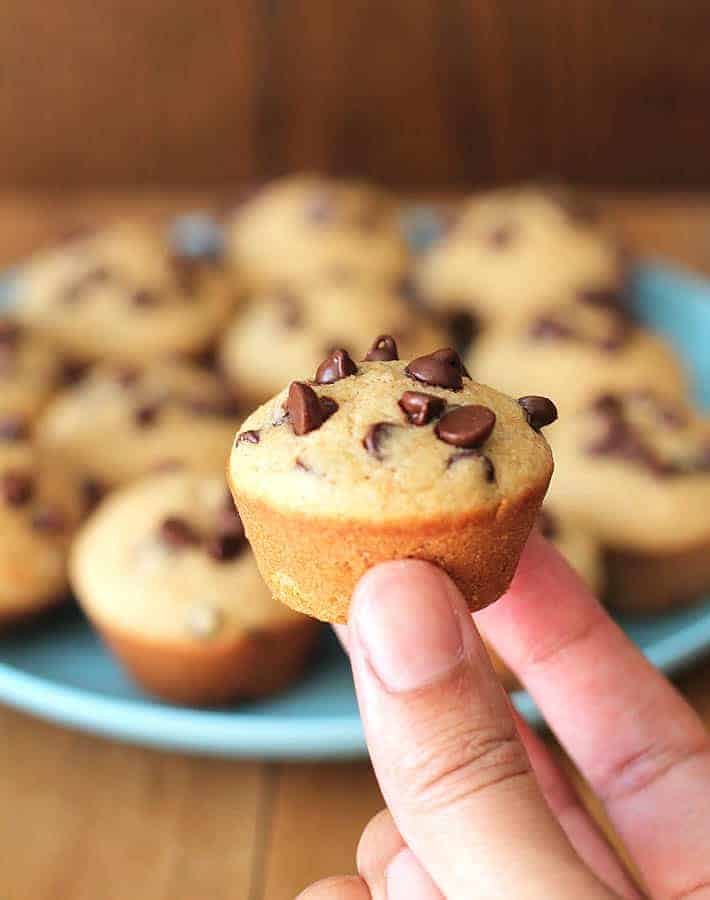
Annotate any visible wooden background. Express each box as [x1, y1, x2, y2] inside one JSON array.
[[2, 0, 710, 188]]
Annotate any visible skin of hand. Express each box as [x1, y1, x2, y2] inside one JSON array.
[[297, 532, 710, 900]]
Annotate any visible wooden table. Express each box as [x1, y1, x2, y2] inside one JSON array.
[[1, 189, 709, 900]]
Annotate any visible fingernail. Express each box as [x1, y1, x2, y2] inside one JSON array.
[[352, 562, 464, 692], [386, 848, 440, 899]]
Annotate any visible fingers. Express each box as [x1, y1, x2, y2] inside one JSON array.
[[349, 560, 614, 899], [477, 532, 710, 899], [513, 712, 641, 899], [296, 875, 371, 900], [357, 809, 443, 900]]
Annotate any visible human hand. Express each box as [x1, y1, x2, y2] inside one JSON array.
[[298, 532, 710, 899]]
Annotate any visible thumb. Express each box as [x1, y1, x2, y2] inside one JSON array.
[[348, 560, 614, 900]]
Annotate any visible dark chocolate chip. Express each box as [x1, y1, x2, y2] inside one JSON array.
[[81, 478, 105, 511], [578, 287, 625, 311], [405, 348, 466, 390], [315, 348, 358, 384], [0, 416, 29, 441], [364, 335, 399, 362], [319, 396, 339, 421], [217, 505, 245, 541], [31, 506, 66, 534], [236, 429, 260, 445], [0, 321, 20, 345], [537, 508, 558, 539], [485, 224, 516, 248], [134, 403, 160, 427], [518, 396, 558, 431], [159, 516, 200, 548], [399, 391, 446, 426], [132, 289, 159, 308], [435, 405, 496, 448], [363, 422, 397, 460], [1, 471, 34, 506], [275, 292, 303, 328], [286, 382, 325, 435], [60, 360, 89, 386], [206, 533, 244, 562], [447, 311, 479, 354]]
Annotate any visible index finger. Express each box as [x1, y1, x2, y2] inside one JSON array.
[[476, 532, 710, 900]]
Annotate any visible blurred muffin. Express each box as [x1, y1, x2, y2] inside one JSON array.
[[0, 441, 83, 627], [0, 318, 63, 431], [547, 390, 710, 612], [226, 175, 409, 290], [415, 185, 626, 338], [219, 274, 447, 407], [16, 222, 240, 365], [71, 470, 320, 705], [37, 361, 240, 494], [470, 297, 688, 417]]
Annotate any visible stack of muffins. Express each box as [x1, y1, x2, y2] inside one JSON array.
[[1, 175, 708, 706]]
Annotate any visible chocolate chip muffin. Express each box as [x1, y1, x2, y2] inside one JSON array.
[[71, 471, 320, 705], [471, 298, 688, 416], [226, 175, 408, 290], [0, 442, 83, 626], [229, 339, 555, 622], [218, 274, 447, 408], [0, 318, 63, 431], [547, 390, 710, 611], [37, 362, 240, 493], [415, 185, 626, 338], [16, 222, 239, 365]]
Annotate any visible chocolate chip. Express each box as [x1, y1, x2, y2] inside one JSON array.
[[286, 382, 325, 435], [0, 321, 20, 346], [160, 516, 200, 548], [206, 533, 245, 562], [315, 348, 358, 384], [0, 416, 29, 441], [236, 429, 260, 445], [31, 506, 66, 534], [537, 508, 558, 539], [217, 493, 245, 540], [319, 396, 339, 421], [275, 292, 302, 328], [399, 391, 445, 426], [364, 335, 399, 362], [81, 478, 105, 511], [363, 422, 397, 460], [485, 224, 515, 248], [446, 448, 495, 481], [447, 311, 479, 354], [132, 289, 159, 308], [134, 403, 160, 427], [578, 287, 625, 311], [60, 360, 89, 386], [518, 396, 558, 431], [115, 367, 140, 388], [405, 348, 466, 390], [435, 405, 496, 448], [1, 471, 34, 506]]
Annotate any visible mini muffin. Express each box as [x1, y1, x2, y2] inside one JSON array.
[[219, 274, 447, 407], [226, 175, 408, 289], [0, 442, 83, 626], [0, 318, 63, 431], [37, 361, 240, 493], [16, 222, 239, 365], [229, 339, 555, 623], [71, 471, 320, 705], [547, 390, 710, 612], [470, 298, 687, 417], [415, 185, 626, 337]]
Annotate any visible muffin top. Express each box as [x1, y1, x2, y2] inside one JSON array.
[[227, 175, 409, 289], [71, 471, 304, 644], [230, 340, 555, 522], [219, 273, 447, 404], [547, 390, 710, 549], [415, 185, 624, 332], [17, 222, 239, 364]]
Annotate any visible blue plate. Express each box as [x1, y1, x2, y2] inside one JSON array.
[[1, 251, 709, 759]]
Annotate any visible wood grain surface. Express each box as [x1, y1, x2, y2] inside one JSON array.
[[2, 1, 710, 187], [0, 189, 709, 899]]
